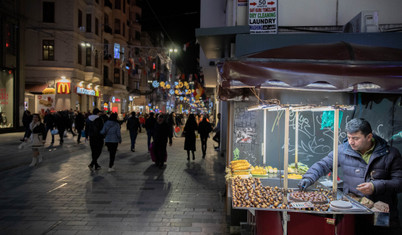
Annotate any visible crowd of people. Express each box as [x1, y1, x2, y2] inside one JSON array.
[[21, 109, 221, 171]]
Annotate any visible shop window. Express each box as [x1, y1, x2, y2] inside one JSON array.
[[114, 68, 120, 84], [95, 18, 99, 35], [0, 70, 14, 128], [86, 14, 92, 32], [43, 40, 54, 61], [78, 10, 82, 28], [114, 19, 121, 34], [43, 2, 55, 23], [78, 44, 82, 64], [86, 46, 91, 66]]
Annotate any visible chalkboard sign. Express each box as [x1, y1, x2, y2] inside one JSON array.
[[232, 96, 402, 169]]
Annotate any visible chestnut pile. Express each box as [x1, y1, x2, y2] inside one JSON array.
[[231, 177, 332, 212]]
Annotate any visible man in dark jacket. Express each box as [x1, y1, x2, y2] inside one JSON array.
[[299, 118, 402, 231], [126, 111, 141, 152], [54, 111, 67, 145], [85, 108, 104, 170], [43, 109, 55, 145], [74, 111, 85, 144], [145, 112, 156, 151], [153, 114, 172, 168]]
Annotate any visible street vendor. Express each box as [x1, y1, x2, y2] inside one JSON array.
[[298, 118, 402, 229]]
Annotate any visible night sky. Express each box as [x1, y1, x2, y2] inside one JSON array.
[[140, 0, 200, 75]]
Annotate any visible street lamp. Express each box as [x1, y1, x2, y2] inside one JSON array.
[[168, 47, 178, 113]]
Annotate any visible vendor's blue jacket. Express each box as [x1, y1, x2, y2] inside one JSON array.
[[303, 134, 402, 222]]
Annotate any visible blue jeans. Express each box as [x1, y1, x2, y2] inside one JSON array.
[[129, 130, 138, 150]]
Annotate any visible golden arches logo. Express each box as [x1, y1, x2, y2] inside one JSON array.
[[57, 82, 70, 94]]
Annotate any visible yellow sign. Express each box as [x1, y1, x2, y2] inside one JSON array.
[[57, 82, 71, 94]]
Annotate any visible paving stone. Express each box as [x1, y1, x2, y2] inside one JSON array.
[[0, 130, 229, 234]]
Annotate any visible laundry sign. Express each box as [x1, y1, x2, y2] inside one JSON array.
[[249, 0, 278, 34]]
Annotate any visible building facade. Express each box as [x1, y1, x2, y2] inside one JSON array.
[[20, 0, 147, 118], [0, 0, 19, 132]]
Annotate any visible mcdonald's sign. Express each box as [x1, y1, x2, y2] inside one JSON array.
[[57, 82, 71, 94]]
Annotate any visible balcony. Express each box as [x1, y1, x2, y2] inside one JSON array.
[[104, 0, 112, 9]]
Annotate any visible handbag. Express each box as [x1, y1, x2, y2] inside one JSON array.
[[51, 129, 58, 135], [32, 134, 43, 147], [81, 130, 86, 137]]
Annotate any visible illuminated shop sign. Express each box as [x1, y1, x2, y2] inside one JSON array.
[[77, 87, 95, 96], [57, 82, 71, 94], [114, 43, 120, 59]]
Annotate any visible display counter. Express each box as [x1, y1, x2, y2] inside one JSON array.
[[229, 176, 373, 235]]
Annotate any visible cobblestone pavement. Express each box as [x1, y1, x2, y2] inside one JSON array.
[[0, 128, 229, 235]]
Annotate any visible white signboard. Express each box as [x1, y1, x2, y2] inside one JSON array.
[[249, 0, 278, 34], [37, 94, 55, 112], [77, 87, 96, 96]]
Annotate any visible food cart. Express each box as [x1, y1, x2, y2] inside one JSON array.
[[218, 42, 402, 234]]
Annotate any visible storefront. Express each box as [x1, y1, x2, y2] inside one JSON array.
[[0, 69, 15, 129], [24, 78, 101, 115], [218, 42, 402, 234], [72, 82, 100, 113]]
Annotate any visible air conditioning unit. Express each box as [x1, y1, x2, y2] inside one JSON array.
[[343, 10, 379, 33]]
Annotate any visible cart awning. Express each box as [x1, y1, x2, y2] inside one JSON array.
[[217, 42, 402, 100]]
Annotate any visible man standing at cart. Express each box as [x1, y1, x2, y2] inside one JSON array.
[[298, 118, 402, 233]]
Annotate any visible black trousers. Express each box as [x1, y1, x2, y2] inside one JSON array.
[[106, 142, 118, 168], [89, 139, 104, 167], [154, 141, 167, 166], [200, 136, 208, 156]]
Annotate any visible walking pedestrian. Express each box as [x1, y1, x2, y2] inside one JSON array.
[[54, 111, 67, 145], [213, 113, 221, 150], [168, 112, 176, 138], [126, 111, 141, 152], [74, 111, 85, 144], [153, 114, 173, 168], [21, 110, 32, 141], [43, 109, 55, 145], [139, 114, 145, 129], [67, 109, 77, 136], [145, 112, 156, 151], [85, 108, 104, 170], [184, 114, 198, 161], [25, 113, 46, 167], [101, 113, 121, 172], [198, 114, 213, 158]]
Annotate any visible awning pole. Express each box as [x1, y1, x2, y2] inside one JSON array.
[[284, 108, 290, 191], [295, 111, 299, 168], [263, 109, 267, 165], [332, 108, 339, 194]]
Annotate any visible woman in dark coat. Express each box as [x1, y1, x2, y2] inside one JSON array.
[[153, 114, 172, 168], [184, 114, 198, 161], [74, 111, 85, 144], [198, 114, 213, 158]]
